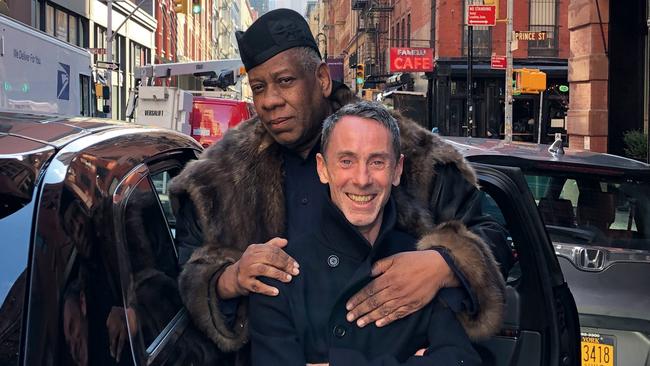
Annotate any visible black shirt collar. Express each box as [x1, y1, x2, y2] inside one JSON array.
[[280, 140, 321, 164], [319, 194, 398, 261]]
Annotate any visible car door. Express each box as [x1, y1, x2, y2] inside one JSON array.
[[112, 151, 228, 366], [526, 171, 650, 366], [471, 163, 581, 366]]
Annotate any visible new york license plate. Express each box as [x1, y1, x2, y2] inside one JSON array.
[[581, 332, 615, 366]]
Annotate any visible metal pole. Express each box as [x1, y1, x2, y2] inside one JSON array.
[[467, 25, 474, 137], [504, 0, 513, 142], [537, 91, 543, 144], [105, 0, 113, 119]]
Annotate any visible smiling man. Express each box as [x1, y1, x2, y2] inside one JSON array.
[[249, 101, 482, 366]]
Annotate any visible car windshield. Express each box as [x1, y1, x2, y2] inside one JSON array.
[[525, 172, 650, 252]]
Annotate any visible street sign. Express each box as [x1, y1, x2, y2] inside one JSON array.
[[389, 47, 434, 73], [467, 5, 496, 26], [96, 60, 119, 70], [490, 55, 507, 69], [514, 31, 547, 41], [88, 47, 107, 55]]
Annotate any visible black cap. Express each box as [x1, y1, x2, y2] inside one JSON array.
[[236, 8, 322, 71]]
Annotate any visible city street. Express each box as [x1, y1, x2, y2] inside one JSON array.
[[0, 0, 649, 365]]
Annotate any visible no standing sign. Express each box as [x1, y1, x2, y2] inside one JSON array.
[[467, 5, 497, 26]]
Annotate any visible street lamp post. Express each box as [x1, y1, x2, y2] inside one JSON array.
[[316, 32, 328, 60]]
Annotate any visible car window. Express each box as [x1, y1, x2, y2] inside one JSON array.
[[526, 173, 650, 252], [115, 166, 220, 365], [117, 174, 181, 362], [151, 170, 178, 235], [480, 191, 518, 276], [0, 202, 33, 365]]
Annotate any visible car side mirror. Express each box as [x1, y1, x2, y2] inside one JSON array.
[[548, 138, 564, 156]]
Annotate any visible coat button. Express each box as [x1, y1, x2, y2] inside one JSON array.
[[333, 325, 346, 338], [327, 255, 339, 268], [300, 197, 309, 205]]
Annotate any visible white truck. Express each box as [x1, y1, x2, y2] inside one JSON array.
[[0, 14, 95, 116], [128, 59, 248, 145]]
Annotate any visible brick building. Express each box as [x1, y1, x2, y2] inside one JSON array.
[[431, 0, 570, 141], [566, 0, 649, 154], [319, 0, 571, 142], [155, 0, 177, 65]]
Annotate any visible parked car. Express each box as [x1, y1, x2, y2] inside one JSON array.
[[447, 136, 650, 366], [0, 112, 579, 365]]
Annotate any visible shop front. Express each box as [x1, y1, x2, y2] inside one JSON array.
[[430, 59, 569, 144]]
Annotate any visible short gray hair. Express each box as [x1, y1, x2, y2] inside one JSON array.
[[321, 101, 401, 159], [289, 47, 322, 75]]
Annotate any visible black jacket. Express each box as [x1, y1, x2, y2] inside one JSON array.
[[249, 197, 482, 366]]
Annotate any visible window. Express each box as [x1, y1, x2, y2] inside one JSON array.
[[394, 22, 402, 47], [151, 170, 179, 233], [45, 4, 54, 35], [401, 18, 405, 47], [463, 0, 492, 57], [526, 172, 650, 252], [95, 25, 108, 63], [55, 9, 68, 41], [0, 199, 32, 365], [528, 0, 558, 57], [69, 16, 77, 45], [117, 173, 181, 361], [407, 14, 411, 47], [80, 74, 91, 116]]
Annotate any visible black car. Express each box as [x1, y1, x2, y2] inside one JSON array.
[[0, 113, 580, 365], [447, 136, 650, 366]]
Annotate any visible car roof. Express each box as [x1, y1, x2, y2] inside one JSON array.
[[445, 136, 650, 175], [0, 111, 134, 152]]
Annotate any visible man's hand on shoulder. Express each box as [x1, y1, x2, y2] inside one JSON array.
[[217, 237, 300, 299], [345, 250, 458, 328]]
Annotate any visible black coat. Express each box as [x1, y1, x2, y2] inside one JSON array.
[[249, 197, 482, 366]]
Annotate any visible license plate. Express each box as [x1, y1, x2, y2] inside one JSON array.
[[581, 332, 615, 366]]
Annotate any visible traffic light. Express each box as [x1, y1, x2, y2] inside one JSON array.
[[173, 0, 187, 13], [514, 68, 547, 94], [356, 64, 365, 85], [192, 0, 201, 14]]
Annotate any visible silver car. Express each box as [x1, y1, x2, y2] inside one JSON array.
[[447, 136, 650, 366]]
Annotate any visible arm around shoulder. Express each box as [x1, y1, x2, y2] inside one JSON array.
[[422, 163, 509, 340]]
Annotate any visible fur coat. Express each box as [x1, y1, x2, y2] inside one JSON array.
[[169, 106, 507, 354]]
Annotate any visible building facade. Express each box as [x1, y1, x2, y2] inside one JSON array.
[[566, 0, 649, 154], [431, 0, 570, 142], [319, 0, 570, 142], [154, 0, 177, 65], [4, 0, 157, 120]]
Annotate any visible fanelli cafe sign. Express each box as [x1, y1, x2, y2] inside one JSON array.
[[389, 47, 434, 73]]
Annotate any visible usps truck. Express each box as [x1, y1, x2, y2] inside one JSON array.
[[0, 14, 94, 116]]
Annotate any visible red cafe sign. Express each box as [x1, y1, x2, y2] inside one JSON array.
[[389, 47, 434, 73]]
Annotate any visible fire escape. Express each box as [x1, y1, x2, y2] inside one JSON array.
[[351, 0, 393, 87]]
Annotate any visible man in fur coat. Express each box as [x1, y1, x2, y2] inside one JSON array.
[[169, 8, 513, 363]]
